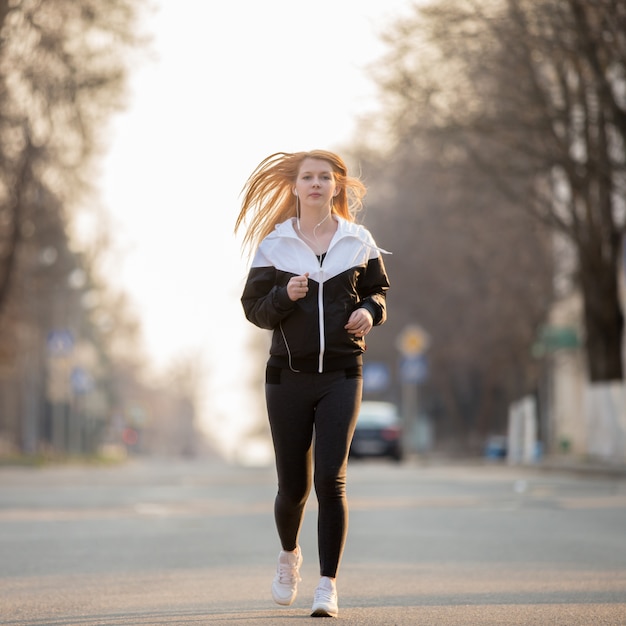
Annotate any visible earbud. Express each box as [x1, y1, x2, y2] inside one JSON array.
[[294, 190, 298, 197]]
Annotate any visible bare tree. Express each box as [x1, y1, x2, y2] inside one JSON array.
[[368, 0, 626, 382], [0, 0, 149, 316], [353, 135, 553, 450], [0, 0, 150, 454]]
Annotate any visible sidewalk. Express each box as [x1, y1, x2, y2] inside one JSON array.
[[535, 454, 626, 478], [406, 452, 626, 479]]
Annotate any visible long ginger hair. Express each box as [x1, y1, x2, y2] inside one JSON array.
[[235, 150, 367, 254]]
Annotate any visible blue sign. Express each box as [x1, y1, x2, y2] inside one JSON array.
[[71, 367, 93, 394], [47, 329, 74, 357], [400, 354, 428, 384], [363, 362, 391, 393]]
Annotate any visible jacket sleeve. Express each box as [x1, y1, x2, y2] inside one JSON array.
[[357, 252, 390, 327], [241, 265, 296, 330]]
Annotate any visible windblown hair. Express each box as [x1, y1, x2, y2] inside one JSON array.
[[235, 150, 367, 254]]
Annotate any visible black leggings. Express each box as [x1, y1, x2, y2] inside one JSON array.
[[265, 365, 362, 578]]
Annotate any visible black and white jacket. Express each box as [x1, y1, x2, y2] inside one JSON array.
[[241, 216, 390, 373]]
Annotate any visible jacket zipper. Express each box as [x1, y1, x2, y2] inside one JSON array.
[[286, 222, 349, 373], [317, 265, 325, 373]]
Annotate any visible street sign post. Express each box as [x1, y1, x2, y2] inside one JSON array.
[[47, 329, 75, 453], [397, 324, 431, 454]]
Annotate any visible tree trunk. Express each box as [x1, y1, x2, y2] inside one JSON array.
[[0, 136, 34, 316], [579, 249, 624, 381]]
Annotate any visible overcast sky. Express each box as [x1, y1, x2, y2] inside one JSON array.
[[96, 0, 413, 457]]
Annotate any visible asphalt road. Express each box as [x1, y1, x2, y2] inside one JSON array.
[[1, 455, 625, 625]]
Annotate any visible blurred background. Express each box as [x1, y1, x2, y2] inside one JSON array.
[[0, 0, 624, 468]]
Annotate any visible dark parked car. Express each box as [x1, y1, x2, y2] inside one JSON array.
[[350, 401, 403, 462]]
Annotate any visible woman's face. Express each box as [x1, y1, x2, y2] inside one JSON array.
[[294, 158, 338, 208]]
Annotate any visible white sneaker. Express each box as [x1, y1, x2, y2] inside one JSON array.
[[271, 547, 302, 606], [311, 576, 338, 617]]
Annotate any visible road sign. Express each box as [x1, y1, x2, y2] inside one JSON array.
[[71, 366, 93, 395], [47, 329, 74, 357], [363, 362, 391, 393], [400, 354, 428, 384], [397, 325, 430, 357]]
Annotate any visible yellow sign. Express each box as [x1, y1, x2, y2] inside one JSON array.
[[397, 325, 430, 356]]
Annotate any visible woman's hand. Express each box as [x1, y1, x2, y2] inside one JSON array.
[[287, 273, 309, 301], [345, 307, 373, 337]]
